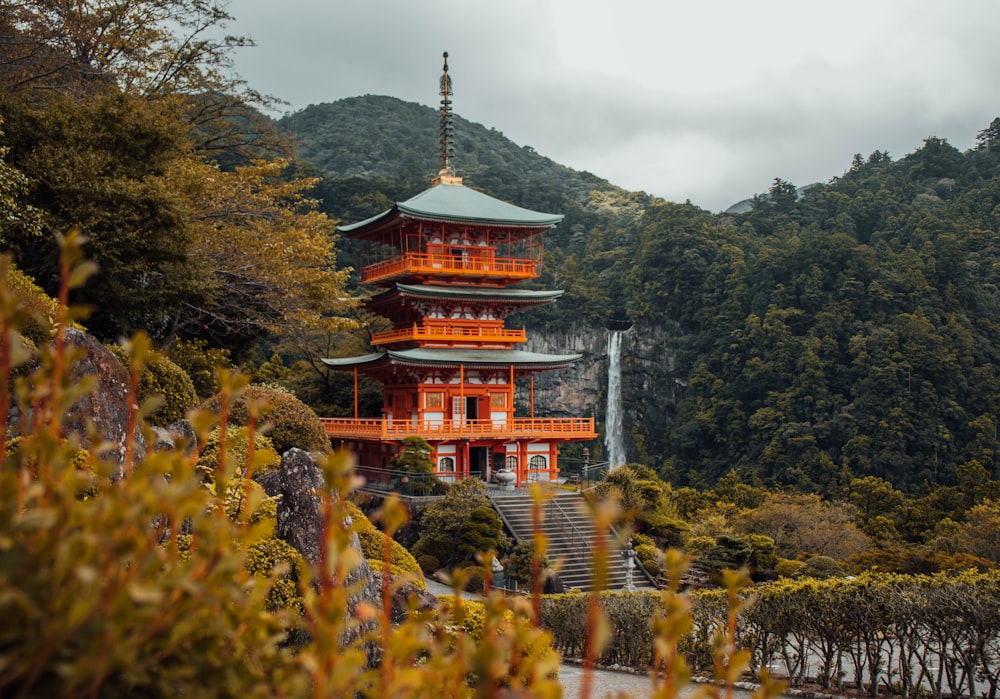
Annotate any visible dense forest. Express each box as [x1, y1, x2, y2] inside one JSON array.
[[279, 98, 1000, 499]]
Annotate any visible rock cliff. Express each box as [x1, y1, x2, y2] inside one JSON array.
[[523, 322, 683, 468]]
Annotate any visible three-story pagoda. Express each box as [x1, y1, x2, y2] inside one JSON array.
[[322, 54, 596, 485]]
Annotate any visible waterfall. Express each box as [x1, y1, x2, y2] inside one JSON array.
[[605, 329, 626, 469]]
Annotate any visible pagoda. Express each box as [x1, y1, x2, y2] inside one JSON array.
[[321, 53, 596, 486]]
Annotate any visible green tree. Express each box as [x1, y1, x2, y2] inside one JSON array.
[[413, 479, 508, 567]]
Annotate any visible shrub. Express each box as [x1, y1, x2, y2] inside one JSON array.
[[0, 418, 296, 697], [417, 554, 440, 575], [169, 338, 232, 399], [3, 261, 59, 348], [202, 384, 330, 454], [775, 558, 806, 577], [793, 555, 845, 579], [196, 427, 280, 522], [414, 479, 509, 567], [505, 539, 551, 588], [109, 344, 198, 427], [245, 537, 305, 612]]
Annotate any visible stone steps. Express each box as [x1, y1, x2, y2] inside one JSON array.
[[489, 492, 657, 592]]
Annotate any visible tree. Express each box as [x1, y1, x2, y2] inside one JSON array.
[[390, 436, 434, 474], [1, 90, 194, 339], [954, 499, 1000, 562], [161, 157, 353, 350], [736, 493, 870, 560], [0, 128, 41, 247], [413, 479, 508, 567], [975, 117, 1000, 151], [847, 476, 904, 535]]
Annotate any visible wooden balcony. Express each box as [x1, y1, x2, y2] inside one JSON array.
[[371, 321, 527, 347], [321, 416, 596, 442], [360, 252, 538, 285]]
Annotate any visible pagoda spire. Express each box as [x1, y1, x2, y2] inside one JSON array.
[[434, 51, 463, 186]]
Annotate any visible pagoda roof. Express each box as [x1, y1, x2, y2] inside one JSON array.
[[322, 347, 581, 371], [340, 182, 563, 237], [373, 283, 563, 305]]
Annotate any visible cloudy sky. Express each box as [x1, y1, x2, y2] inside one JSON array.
[[227, 0, 1000, 212]]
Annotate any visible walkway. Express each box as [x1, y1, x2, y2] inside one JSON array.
[[558, 663, 757, 698]]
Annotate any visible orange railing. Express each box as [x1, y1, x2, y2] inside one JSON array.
[[360, 252, 538, 284], [321, 416, 596, 441], [371, 322, 526, 346]]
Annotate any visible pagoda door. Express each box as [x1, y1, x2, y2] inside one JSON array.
[[451, 396, 465, 425]]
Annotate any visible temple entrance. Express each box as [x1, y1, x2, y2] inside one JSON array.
[[469, 447, 490, 479], [466, 396, 479, 420]]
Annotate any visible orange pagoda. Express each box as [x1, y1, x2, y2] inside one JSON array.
[[321, 53, 596, 486]]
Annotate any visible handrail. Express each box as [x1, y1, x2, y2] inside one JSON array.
[[486, 491, 521, 541], [547, 496, 593, 554], [321, 416, 596, 440], [371, 323, 526, 346], [361, 252, 538, 284]]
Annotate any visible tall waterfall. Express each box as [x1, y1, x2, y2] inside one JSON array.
[[605, 329, 626, 469]]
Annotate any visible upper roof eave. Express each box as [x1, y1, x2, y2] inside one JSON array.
[[338, 183, 563, 237]]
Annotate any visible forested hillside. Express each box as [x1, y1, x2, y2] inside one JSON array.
[[280, 97, 1000, 497]]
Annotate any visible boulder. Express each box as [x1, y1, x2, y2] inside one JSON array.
[[272, 448, 382, 648], [7, 326, 145, 476]]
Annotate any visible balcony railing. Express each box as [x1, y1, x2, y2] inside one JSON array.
[[360, 252, 538, 285], [370, 322, 527, 347], [321, 416, 596, 441]]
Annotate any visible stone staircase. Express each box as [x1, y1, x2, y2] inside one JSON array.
[[488, 491, 658, 592]]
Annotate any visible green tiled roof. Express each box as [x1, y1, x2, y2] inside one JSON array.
[[322, 347, 581, 370], [386, 283, 563, 303], [340, 182, 563, 233]]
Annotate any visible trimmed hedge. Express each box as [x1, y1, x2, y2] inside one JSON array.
[[539, 570, 1000, 697]]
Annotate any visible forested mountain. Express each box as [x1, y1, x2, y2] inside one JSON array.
[[277, 97, 657, 260], [280, 97, 1000, 497]]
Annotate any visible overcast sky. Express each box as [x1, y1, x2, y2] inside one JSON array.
[[227, 0, 1000, 212]]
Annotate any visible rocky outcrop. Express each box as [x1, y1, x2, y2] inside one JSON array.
[[267, 448, 434, 645], [7, 326, 145, 475]]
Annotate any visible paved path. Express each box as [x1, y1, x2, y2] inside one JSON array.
[[422, 581, 757, 699], [558, 663, 757, 699]]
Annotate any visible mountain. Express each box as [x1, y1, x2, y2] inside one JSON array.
[[277, 95, 637, 210]]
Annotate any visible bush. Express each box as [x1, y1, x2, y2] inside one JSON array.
[[417, 554, 440, 575], [196, 427, 280, 522], [0, 424, 296, 697], [505, 539, 551, 588], [245, 537, 305, 612], [775, 558, 806, 577], [202, 384, 330, 454], [3, 261, 59, 348], [169, 338, 232, 399], [413, 479, 509, 567], [109, 344, 198, 427], [793, 555, 845, 579]]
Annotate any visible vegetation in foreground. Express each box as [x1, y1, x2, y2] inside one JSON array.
[[0, 241, 782, 698]]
